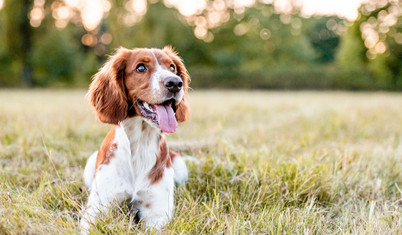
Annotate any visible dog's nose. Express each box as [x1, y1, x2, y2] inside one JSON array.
[[163, 76, 183, 93]]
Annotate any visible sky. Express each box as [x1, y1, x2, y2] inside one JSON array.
[[169, 0, 367, 20], [0, 0, 367, 20], [301, 0, 366, 20]]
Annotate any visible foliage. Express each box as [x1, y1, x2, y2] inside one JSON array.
[[1, 0, 34, 86], [32, 29, 79, 86], [336, 22, 367, 67], [0, 0, 401, 89], [307, 17, 340, 63], [336, 1, 402, 89], [190, 64, 380, 90]]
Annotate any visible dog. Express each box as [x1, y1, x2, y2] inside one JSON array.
[[80, 46, 191, 232]]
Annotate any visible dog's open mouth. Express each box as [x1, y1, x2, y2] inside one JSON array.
[[136, 99, 178, 133]]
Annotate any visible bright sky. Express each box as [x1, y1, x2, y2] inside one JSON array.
[[0, 0, 367, 20], [301, 0, 366, 20], [167, 0, 366, 20]]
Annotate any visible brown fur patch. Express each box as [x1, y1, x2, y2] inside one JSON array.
[[168, 150, 180, 161], [124, 49, 164, 105], [141, 120, 146, 131], [95, 126, 117, 175], [148, 136, 172, 184], [87, 48, 131, 125], [175, 97, 190, 122]]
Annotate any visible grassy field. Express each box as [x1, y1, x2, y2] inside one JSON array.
[[0, 90, 401, 234]]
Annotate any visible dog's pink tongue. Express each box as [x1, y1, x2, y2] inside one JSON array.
[[155, 104, 178, 133]]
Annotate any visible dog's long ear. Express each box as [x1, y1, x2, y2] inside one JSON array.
[[175, 96, 190, 122], [163, 46, 190, 122], [87, 48, 131, 125]]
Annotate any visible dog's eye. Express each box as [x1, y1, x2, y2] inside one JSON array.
[[136, 64, 147, 73], [169, 64, 175, 72]]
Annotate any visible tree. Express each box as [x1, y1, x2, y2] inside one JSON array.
[[337, 0, 402, 89], [307, 17, 340, 63], [2, 0, 34, 87]]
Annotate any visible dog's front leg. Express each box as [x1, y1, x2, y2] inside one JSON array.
[[80, 171, 132, 233], [135, 168, 175, 229]]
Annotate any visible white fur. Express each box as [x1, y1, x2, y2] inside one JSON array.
[[83, 151, 97, 191], [81, 117, 185, 233], [172, 156, 188, 185], [150, 49, 184, 101]]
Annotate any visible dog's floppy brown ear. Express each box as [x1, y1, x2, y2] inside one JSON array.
[[163, 46, 191, 122], [87, 48, 131, 125], [175, 97, 190, 122]]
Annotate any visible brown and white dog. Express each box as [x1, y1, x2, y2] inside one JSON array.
[[80, 47, 190, 231]]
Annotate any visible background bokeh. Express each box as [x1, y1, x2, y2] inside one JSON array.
[[0, 0, 401, 89]]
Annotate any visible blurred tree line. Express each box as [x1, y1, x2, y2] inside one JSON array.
[[0, 0, 400, 89]]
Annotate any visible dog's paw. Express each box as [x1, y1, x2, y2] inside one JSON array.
[[172, 157, 189, 185], [79, 218, 91, 235], [144, 216, 169, 230]]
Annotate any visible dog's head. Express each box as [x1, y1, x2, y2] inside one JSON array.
[[87, 46, 190, 133]]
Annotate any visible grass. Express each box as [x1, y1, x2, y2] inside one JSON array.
[[0, 89, 401, 234]]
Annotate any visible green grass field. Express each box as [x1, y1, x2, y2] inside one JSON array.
[[0, 90, 401, 234]]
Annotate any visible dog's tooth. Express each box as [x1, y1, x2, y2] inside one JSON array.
[[144, 102, 150, 110], [145, 103, 155, 112]]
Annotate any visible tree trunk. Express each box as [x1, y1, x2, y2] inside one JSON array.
[[20, 0, 33, 87]]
